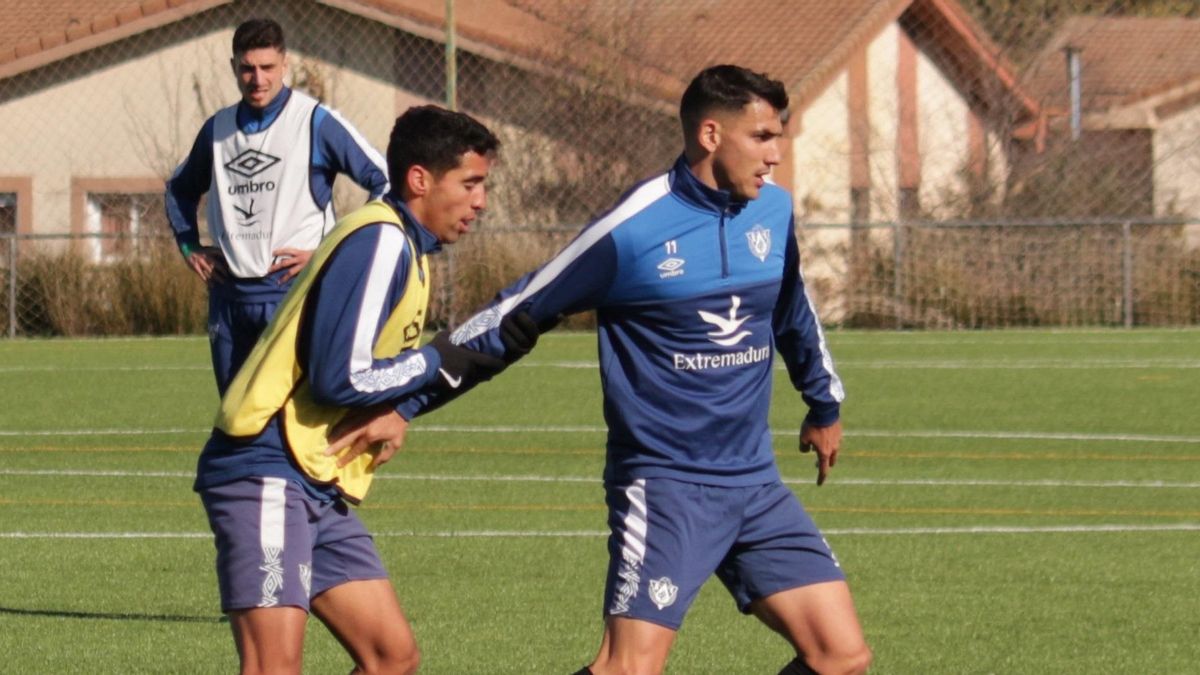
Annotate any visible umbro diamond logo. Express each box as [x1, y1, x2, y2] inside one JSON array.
[[698, 295, 752, 346], [225, 149, 281, 179], [657, 257, 685, 279]]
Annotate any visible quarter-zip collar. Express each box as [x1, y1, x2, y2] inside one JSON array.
[[236, 87, 292, 134], [382, 194, 443, 256], [668, 154, 748, 217]]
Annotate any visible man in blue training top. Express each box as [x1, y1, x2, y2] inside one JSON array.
[[195, 105, 536, 674], [165, 18, 389, 394], [345, 64, 872, 674]]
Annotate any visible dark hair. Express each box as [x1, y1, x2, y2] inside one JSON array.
[[679, 65, 788, 135], [232, 18, 286, 55], [387, 105, 500, 196]]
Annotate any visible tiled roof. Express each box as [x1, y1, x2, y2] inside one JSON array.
[[2, 0, 1035, 120], [1025, 16, 1200, 113], [0, 0, 228, 78], [334, 0, 1029, 114]]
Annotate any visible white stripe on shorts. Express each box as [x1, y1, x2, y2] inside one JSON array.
[[259, 477, 287, 607], [620, 479, 648, 563]]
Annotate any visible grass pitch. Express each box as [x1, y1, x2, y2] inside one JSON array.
[[1, 329, 1197, 673]]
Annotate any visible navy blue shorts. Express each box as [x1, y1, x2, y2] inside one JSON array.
[[603, 478, 844, 630], [200, 477, 388, 613]]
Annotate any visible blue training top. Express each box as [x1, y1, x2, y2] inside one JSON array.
[[399, 155, 845, 487]]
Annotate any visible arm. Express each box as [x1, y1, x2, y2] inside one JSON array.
[[301, 225, 445, 409], [313, 107, 390, 199], [773, 216, 846, 484], [270, 109, 392, 283], [394, 227, 619, 419], [165, 118, 228, 282]]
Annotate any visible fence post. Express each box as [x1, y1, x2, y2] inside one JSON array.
[[1122, 221, 1133, 328], [893, 221, 905, 329], [445, 0, 457, 111], [7, 235, 15, 338]]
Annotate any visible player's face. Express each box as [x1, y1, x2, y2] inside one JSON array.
[[232, 47, 287, 110], [422, 151, 493, 244], [711, 98, 783, 201]]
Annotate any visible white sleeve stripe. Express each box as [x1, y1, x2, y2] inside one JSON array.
[[799, 266, 845, 402], [349, 227, 404, 376], [452, 173, 670, 344], [327, 107, 390, 194]]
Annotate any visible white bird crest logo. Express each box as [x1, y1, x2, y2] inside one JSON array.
[[698, 295, 752, 346]]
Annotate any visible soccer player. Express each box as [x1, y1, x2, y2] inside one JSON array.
[[165, 18, 390, 395], [397, 65, 872, 674], [195, 105, 535, 674]]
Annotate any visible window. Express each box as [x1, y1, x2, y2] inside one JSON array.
[[0, 192, 16, 264], [0, 193, 15, 234], [72, 178, 165, 263]]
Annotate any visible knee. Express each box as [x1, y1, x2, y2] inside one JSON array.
[[820, 643, 872, 675], [356, 644, 420, 675]]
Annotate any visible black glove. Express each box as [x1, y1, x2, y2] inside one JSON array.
[[429, 330, 507, 391], [498, 311, 541, 364]]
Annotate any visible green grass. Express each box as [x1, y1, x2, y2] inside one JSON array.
[[1, 329, 1198, 673]]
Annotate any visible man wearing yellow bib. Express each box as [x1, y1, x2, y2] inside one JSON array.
[[195, 105, 537, 674]]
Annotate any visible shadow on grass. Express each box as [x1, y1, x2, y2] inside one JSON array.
[[0, 605, 225, 623]]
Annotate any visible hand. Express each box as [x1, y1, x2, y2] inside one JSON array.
[[429, 330, 508, 391], [185, 246, 229, 284], [499, 311, 540, 364], [799, 420, 842, 486], [325, 405, 409, 469], [268, 248, 314, 283]]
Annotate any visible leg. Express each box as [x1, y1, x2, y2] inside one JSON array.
[[750, 581, 871, 675], [224, 297, 280, 392], [584, 479, 741, 675], [207, 289, 235, 395], [587, 616, 676, 675], [228, 606, 308, 675], [201, 478, 322, 674], [310, 578, 419, 675]]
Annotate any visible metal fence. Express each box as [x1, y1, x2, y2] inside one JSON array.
[[3, 0, 1200, 336], [4, 219, 1197, 337]]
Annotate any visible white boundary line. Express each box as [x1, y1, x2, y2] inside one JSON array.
[[3, 358, 1200, 373], [5, 425, 1198, 444], [3, 468, 1198, 489], [3, 523, 1198, 539]]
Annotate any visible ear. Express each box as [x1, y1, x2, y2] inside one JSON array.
[[405, 165, 431, 198], [697, 118, 721, 154], [229, 57, 238, 77]]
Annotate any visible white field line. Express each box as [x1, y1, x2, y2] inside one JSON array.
[[3, 523, 1198, 540], [4, 358, 1200, 373], [3, 425, 1200, 444], [3, 468, 1198, 490], [0, 365, 209, 372]]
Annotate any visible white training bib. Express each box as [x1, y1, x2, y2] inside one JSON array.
[[208, 90, 334, 279]]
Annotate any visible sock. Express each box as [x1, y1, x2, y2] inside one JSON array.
[[777, 656, 818, 675]]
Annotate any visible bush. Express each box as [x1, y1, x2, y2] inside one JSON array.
[[12, 239, 205, 337]]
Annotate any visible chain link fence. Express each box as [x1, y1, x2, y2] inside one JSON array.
[[2, 0, 1199, 336]]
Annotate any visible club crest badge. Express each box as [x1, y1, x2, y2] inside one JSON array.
[[648, 577, 678, 610], [746, 224, 771, 262]]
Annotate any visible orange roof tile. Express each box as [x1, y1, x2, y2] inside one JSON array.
[[2, 0, 1036, 124], [1025, 15, 1200, 114], [0, 0, 226, 77]]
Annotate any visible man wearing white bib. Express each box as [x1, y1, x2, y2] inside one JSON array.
[[165, 18, 389, 394]]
